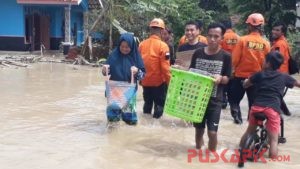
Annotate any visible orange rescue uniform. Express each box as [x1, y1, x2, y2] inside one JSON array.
[[271, 35, 290, 73], [139, 35, 171, 86], [221, 29, 239, 54], [178, 35, 208, 46], [232, 32, 271, 78]]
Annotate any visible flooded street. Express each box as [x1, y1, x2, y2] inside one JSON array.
[[0, 62, 299, 169]]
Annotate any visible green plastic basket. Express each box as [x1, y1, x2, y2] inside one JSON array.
[[164, 68, 214, 123]]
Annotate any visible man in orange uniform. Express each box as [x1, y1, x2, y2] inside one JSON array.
[[178, 20, 207, 46], [220, 20, 240, 109], [271, 22, 290, 73], [139, 18, 171, 119], [228, 13, 270, 124], [271, 22, 291, 116], [221, 20, 240, 54]]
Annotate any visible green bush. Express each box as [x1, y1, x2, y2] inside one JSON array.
[[287, 29, 300, 56]]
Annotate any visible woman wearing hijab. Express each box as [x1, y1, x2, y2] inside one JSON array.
[[102, 33, 145, 125]]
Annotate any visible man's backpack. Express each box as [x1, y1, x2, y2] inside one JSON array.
[[288, 53, 299, 75]]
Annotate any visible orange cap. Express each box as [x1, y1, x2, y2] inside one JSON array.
[[149, 18, 165, 29], [245, 13, 265, 26]]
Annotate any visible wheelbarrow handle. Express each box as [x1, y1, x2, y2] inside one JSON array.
[[103, 64, 110, 81]]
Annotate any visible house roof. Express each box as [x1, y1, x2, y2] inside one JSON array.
[[17, 0, 102, 9], [17, 0, 82, 5]]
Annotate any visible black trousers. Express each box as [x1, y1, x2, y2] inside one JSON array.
[[222, 81, 230, 105], [227, 77, 256, 120], [281, 88, 290, 115], [142, 83, 167, 118]]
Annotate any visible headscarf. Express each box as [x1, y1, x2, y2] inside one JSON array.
[[106, 33, 145, 82]]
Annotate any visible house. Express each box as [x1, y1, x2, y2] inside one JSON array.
[[0, 0, 100, 51]]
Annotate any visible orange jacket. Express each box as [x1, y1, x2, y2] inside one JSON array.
[[178, 35, 208, 46], [221, 29, 239, 54], [271, 35, 290, 73], [232, 32, 271, 78], [139, 35, 171, 86]]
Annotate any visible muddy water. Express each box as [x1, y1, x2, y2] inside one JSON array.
[[0, 63, 299, 169]]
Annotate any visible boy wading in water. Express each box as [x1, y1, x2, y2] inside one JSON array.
[[189, 23, 232, 151]]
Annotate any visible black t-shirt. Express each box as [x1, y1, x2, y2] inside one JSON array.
[[189, 48, 232, 101], [178, 42, 207, 52], [250, 70, 296, 113]]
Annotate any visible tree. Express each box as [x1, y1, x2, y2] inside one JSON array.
[[228, 0, 298, 37], [88, 0, 217, 48]]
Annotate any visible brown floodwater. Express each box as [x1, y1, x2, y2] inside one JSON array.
[[0, 63, 299, 169]]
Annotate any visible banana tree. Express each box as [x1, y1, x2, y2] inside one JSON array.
[[88, 0, 218, 52]]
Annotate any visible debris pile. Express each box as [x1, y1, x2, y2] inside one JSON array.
[[0, 55, 38, 68]]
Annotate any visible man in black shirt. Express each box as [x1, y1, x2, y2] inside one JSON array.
[[189, 23, 231, 151], [178, 21, 207, 52]]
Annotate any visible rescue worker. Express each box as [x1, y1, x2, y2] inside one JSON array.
[[271, 22, 290, 74], [220, 20, 240, 109], [271, 21, 291, 116], [229, 13, 271, 124], [221, 20, 240, 54], [139, 18, 171, 119]]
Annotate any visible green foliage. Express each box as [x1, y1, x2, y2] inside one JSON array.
[[166, 0, 207, 41], [287, 29, 300, 56], [228, 0, 297, 37], [88, 0, 299, 52], [88, 0, 225, 45]]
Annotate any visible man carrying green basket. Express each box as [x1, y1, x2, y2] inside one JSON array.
[[189, 23, 232, 151]]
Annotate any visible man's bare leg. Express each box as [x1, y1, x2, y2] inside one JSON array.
[[208, 130, 217, 151], [195, 128, 205, 149]]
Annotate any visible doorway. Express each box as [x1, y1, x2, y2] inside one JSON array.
[[25, 13, 50, 51]]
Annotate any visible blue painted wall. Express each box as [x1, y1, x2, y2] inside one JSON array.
[[0, 0, 86, 50], [49, 7, 64, 38], [0, 0, 24, 36], [71, 6, 84, 45]]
